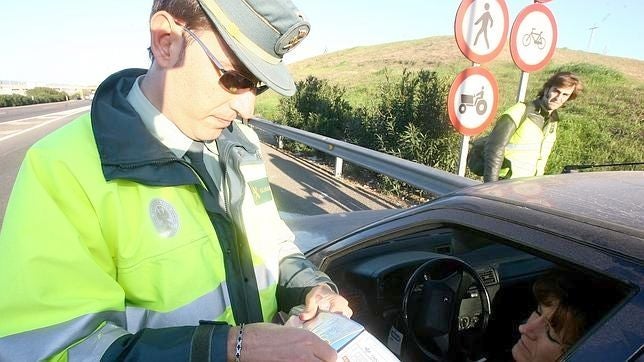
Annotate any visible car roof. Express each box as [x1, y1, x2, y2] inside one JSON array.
[[292, 172, 643, 261], [454, 171, 644, 237]]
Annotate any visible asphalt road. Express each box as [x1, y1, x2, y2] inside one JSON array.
[[0, 100, 90, 124], [0, 102, 398, 227], [255, 128, 400, 217]]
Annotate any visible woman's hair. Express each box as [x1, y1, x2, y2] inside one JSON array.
[[537, 72, 584, 101], [532, 270, 589, 348]]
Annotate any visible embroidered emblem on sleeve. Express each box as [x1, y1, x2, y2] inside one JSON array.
[[248, 178, 273, 205]]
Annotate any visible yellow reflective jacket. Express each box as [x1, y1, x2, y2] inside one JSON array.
[[0, 69, 333, 361], [503, 103, 558, 178], [484, 101, 559, 181]]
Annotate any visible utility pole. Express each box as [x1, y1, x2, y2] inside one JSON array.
[[587, 26, 598, 51]]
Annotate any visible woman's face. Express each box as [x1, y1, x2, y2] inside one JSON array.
[[511, 303, 566, 362]]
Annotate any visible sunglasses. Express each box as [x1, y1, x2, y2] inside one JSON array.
[[178, 23, 269, 95]]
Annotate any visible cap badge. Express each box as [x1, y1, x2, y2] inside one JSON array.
[[275, 23, 310, 55]]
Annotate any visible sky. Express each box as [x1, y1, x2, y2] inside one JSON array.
[[1, 0, 642, 86]]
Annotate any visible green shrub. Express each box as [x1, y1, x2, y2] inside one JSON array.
[[276, 69, 458, 198], [356, 69, 458, 196], [273, 61, 643, 198], [278, 76, 354, 140], [0, 87, 68, 108], [26, 87, 67, 103], [0, 94, 34, 107]]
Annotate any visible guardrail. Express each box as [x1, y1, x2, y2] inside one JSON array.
[[249, 117, 480, 196]]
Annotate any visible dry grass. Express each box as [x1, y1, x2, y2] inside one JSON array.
[[288, 36, 644, 84]]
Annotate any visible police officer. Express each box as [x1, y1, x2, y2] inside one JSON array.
[[0, 1, 351, 361], [484, 72, 583, 182]]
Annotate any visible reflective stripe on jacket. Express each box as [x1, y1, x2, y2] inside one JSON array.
[[500, 102, 558, 178]]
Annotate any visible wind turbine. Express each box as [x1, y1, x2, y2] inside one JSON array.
[[587, 25, 598, 51]]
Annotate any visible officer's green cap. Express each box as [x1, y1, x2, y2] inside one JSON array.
[[197, 0, 310, 96]]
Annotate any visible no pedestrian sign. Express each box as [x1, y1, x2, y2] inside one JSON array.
[[454, 0, 509, 64], [448, 67, 499, 136], [509, 3, 558, 72]]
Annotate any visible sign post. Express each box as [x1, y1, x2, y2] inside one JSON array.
[[453, 0, 508, 176], [509, 2, 558, 101]]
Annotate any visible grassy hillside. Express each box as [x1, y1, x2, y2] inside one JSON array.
[[256, 36, 644, 175]]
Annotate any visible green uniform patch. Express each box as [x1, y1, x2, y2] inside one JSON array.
[[248, 178, 273, 205]]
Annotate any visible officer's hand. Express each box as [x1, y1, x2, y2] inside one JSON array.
[[299, 284, 353, 321], [237, 323, 337, 362]]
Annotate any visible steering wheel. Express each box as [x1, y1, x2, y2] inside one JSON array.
[[401, 256, 491, 361]]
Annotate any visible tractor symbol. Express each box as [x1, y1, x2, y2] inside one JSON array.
[[458, 87, 487, 115]]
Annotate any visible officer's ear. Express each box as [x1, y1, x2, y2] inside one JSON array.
[[149, 11, 185, 69]]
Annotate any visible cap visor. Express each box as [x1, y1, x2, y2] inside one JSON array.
[[209, 20, 296, 96]]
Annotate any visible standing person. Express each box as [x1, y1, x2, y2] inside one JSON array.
[[0, 1, 351, 361], [483, 72, 583, 182]]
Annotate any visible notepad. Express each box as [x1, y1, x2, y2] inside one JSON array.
[[285, 311, 400, 361]]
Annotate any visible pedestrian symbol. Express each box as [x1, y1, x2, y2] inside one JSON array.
[[474, 3, 493, 49], [455, 0, 509, 64]]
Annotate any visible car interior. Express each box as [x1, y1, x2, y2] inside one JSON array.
[[322, 224, 630, 361]]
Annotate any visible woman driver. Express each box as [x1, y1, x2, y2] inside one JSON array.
[[511, 270, 589, 362]]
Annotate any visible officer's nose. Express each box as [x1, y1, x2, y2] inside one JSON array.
[[230, 90, 256, 121]]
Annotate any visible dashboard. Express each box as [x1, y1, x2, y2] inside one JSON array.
[[345, 250, 499, 332], [325, 230, 556, 360]]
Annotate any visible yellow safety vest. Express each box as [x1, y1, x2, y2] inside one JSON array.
[[500, 103, 558, 178], [0, 115, 293, 360]]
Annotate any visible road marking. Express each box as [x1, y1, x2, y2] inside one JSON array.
[[0, 106, 90, 142], [2, 106, 90, 125], [11, 120, 43, 125]]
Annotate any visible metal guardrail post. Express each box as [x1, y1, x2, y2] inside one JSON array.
[[250, 118, 480, 196], [335, 157, 344, 178]]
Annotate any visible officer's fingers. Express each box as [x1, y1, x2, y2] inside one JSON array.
[[328, 298, 352, 318], [299, 299, 319, 321], [341, 306, 353, 318]]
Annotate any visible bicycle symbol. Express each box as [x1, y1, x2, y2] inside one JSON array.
[[458, 87, 487, 115], [522, 28, 546, 50]]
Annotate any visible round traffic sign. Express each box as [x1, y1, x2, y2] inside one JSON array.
[[454, 0, 509, 64], [448, 67, 499, 136], [509, 3, 558, 72]]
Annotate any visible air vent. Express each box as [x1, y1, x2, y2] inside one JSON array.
[[435, 244, 452, 255], [477, 268, 498, 286]]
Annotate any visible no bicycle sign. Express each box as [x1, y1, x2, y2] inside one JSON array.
[[509, 3, 558, 72]]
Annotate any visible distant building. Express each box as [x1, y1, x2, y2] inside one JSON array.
[[0, 80, 30, 96]]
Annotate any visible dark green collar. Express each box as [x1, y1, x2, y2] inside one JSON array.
[[91, 68, 196, 186]]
